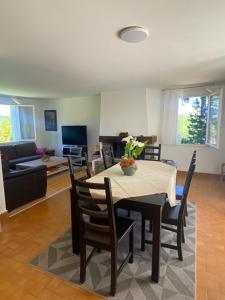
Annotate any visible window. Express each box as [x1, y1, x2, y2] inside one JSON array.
[[207, 94, 220, 146], [0, 105, 36, 143], [177, 92, 221, 147], [0, 105, 13, 143]]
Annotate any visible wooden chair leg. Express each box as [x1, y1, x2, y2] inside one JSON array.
[[111, 249, 117, 296], [141, 215, 146, 251], [129, 227, 134, 263], [177, 227, 183, 261], [80, 241, 86, 283]]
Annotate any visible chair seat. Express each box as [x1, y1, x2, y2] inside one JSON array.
[[162, 202, 181, 225], [176, 185, 184, 200], [85, 216, 134, 246]]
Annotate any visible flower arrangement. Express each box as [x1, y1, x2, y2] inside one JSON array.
[[120, 136, 147, 175]]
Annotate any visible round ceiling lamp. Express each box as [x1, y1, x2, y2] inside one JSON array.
[[119, 26, 149, 43]]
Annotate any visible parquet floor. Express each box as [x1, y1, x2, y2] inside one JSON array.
[[0, 172, 225, 300]]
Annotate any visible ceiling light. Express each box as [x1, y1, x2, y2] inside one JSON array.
[[119, 26, 149, 43]]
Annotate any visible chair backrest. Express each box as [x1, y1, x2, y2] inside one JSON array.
[[102, 145, 115, 169], [178, 162, 196, 223], [74, 177, 116, 246], [185, 150, 197, 182], [191, 150, 197, 163], [68, 153, 91, 189], [144, 144, 161, 161]]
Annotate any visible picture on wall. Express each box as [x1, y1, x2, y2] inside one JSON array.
[[44, 110, 57, 131]]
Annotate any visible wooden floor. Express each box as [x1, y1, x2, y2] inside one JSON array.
[[0, 172, 225, 300]]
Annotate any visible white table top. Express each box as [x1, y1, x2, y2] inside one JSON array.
[[87, 160, 177, 207]]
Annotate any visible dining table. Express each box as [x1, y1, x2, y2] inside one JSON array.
[[70, 160, 177, 283]]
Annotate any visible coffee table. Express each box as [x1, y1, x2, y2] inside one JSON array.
[[16, 156, 69, 177]]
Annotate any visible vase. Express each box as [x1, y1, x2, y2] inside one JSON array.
[[121, 162, 137, 176]]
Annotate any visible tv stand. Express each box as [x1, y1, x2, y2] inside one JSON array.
[[62, 145, 88, 166]]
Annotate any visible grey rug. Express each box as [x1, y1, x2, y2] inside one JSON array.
[[31, 202, 196, 299]]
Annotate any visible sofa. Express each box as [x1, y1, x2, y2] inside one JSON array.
[[2, 160, 47, 212], [0, 142, 51, 211], [0, 142, 54, 168]]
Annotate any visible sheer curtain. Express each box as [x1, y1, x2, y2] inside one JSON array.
[[161, 89, 183, 145], [10, 105, 35, 141], [18, 106, 35, 140]]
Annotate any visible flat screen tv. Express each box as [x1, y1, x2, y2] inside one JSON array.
[[62, 126, 87, 146]]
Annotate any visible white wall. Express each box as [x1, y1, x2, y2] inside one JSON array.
[[161, 144, 225, 174], [146, 88, 162, 138], [100, 89, 149, 136], [38, 95, 101, 158], [37, 99, 59, 151]]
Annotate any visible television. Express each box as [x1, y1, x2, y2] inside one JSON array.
[[62, 126, 87, 146]]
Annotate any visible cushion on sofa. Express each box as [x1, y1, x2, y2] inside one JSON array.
[[36, 147, 47, 155], [15, 142, 37, 158], [0, 145, 17, 160]]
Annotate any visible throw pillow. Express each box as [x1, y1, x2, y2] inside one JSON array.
[[36, 147, 47, 155]]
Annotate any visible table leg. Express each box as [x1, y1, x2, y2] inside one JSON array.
[[70, 189, 80, 254], [151, 207, 162, 282]]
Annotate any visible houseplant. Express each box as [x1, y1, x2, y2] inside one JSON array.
[[120, 136, 146, 175]]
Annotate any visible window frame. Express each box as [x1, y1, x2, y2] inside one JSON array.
[[0, 104, 36, 144], [205, 88, 222, 149], [177, 90, 222, 147]]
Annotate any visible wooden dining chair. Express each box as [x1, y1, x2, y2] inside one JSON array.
[[68, 153, 92, 206], [102, 145, 117, 169], [176, 150, 196, 201], [68, 153, 91, 183], [144, 144, 161, 161], [74, 177, 134, 296], [141, 163, 196, 261]]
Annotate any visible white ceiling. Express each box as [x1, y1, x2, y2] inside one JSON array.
[[0, 0, 225, 98]]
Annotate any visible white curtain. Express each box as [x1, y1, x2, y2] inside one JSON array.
[[161, 89, 183, 145], [18, 106, 35, 140], [10, 105, 35, 141]]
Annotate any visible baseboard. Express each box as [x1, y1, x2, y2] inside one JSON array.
[[177, 170, 220, 177]]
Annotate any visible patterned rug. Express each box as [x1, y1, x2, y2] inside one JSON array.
[[31, 202, 196, 299]]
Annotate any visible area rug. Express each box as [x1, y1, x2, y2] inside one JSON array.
[[31, 202, 196, 299]]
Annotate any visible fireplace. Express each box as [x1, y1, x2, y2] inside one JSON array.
[[99, 135, 157, 159]]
